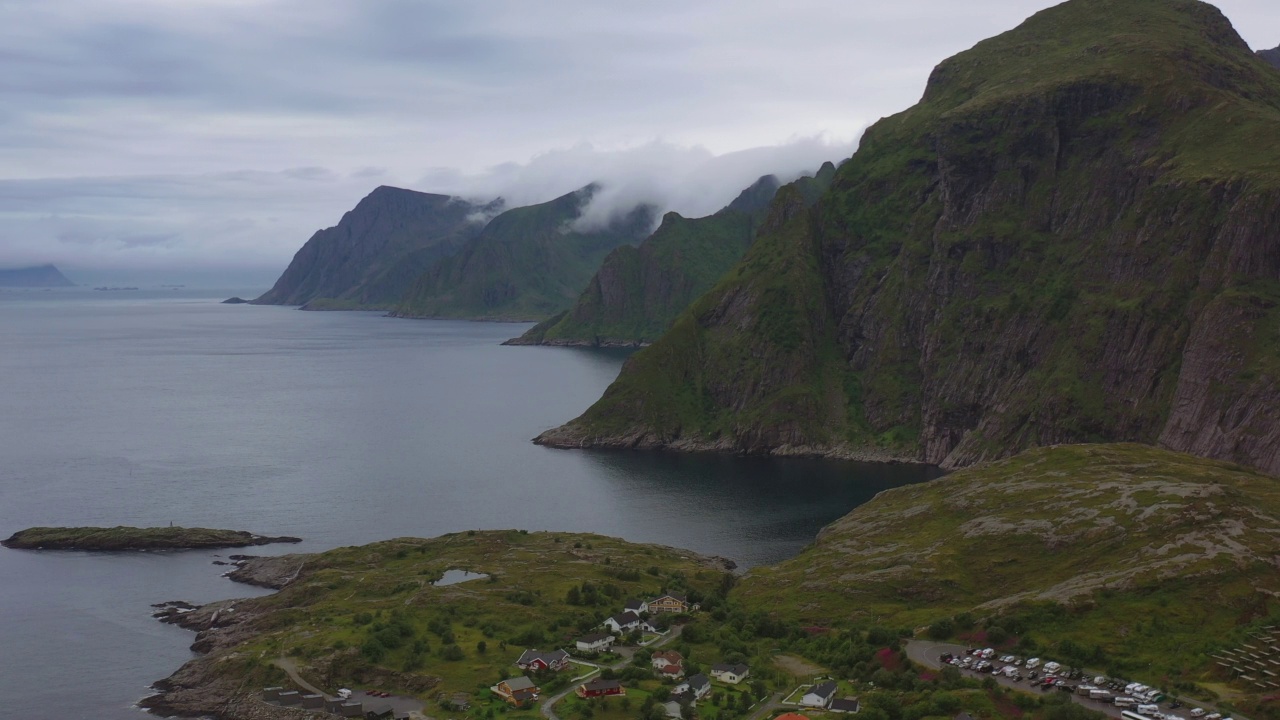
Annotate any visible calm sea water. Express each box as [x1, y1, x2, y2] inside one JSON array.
[[0, 289, 940, 718]]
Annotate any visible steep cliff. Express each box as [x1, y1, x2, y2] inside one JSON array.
[[253, 186, 498, 309], [392, 184, 655, 321], [1260, 45, 1280, 69], [506, 173, 794, 347], [539, 0, 1280, 476]]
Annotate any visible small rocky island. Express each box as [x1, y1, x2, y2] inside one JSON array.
[[221, 297, 249, 304], [1, 526, 302, 551]]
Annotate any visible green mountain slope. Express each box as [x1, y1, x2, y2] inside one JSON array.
[[253, 186, 498, 309], [1260, 46, 1280, 69], [737, 444, 1280, 698], [506, 173, 797, 347], [539, 0, 1280, 476], [392, 185, 655, 321]]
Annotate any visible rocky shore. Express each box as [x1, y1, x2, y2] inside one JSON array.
[[1, 526, 302, 551]]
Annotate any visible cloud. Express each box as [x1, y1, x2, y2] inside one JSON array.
[[0, 0, 1275, 282]]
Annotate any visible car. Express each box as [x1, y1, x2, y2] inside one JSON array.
[[1190, 709, 1205, 717], [966, 648, 978, 655], [941, 653, 954, 663], [1170, 701, 1183, 709], [1029, 671, 1040, 679]]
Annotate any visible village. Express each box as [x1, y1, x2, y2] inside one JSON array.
[[256, 591, 864, 720]]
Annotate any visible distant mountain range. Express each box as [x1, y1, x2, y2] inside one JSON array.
[[0, 264, 75, 288], [253, 186, 500, 310], [391, 184, 656, 322]]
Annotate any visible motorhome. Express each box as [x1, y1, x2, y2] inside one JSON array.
[[1043, 662, 1062, 674], [1122, 712, 1156, 720], [1090, 690, 1113, 701], [1026, 658, 1041, 670], [1138, 704, 1160, 715], [1113, 697, 1137, 708]]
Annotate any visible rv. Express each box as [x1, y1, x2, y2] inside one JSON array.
[[1077, 686, 1096, 697], [337, 689, 352, 700], [981, 648, 996, 659], [1122, 712, 1156, 720], [1026, 658, 1041, 670], [1138, 704, 1160, 715], [1043, 662, 1062, 674], [1090, 690, 1113, 702], [1113, 697, 1137, 708], [1003, 666, 1019, 678]]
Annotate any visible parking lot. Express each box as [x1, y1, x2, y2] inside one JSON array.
[[904, 641, 1240, 720]]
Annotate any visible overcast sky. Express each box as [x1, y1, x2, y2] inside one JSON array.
[[2, 0, 1276, 285]]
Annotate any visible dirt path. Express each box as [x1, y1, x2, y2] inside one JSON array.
[[273, 657, 329, 698]]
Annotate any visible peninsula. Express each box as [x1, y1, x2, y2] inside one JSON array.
[[1, 526, 302, 551]]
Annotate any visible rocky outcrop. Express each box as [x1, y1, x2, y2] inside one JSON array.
[[1260, 45, 1280, 69], [507, 173, 828, 347], [0, 264, 74, 287], [253, 186, 499, 309], [393, 184, 656, 321], [540, 0, 1280, 477], [1, 526, 301, 551]]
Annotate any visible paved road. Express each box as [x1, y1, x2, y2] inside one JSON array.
[[541, 625, 684, 720], [744, 691, 787, 720]]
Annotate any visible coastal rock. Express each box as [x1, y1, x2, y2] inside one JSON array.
[[225, 553, 313, 590], [0, 526, 302, 551]]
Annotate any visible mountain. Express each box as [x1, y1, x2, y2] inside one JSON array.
[[538, 0, 1280, 476], [253, 186, 499, 309], [1261, 46, 1280, 69], [737, 443, 1280, 688], [505, 173, 792, 347], [392, 184, 655, 321], [0, 264, 74, 287]]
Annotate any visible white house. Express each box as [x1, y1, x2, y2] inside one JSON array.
[[673, 674, 712, 703], [603, 611, 655, 634], [624, 598, 648, 614], [575, 633, 615, 654], [710, 663, 749, 684], [802, 681, 838, 708]]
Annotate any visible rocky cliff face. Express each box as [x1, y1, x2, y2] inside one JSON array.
[[1260, 45, 1280, 69], [539, 0, 1280, 477], [392, 184, 655, 321], [253, 186, 498, 309], [506, 173, 792, 347]]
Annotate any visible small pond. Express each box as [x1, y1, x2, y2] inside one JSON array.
[[433, 569, 488, 586]]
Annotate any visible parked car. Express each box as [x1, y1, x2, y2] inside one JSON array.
[[1190, 709, 1205, 717]]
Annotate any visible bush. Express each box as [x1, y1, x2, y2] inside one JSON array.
[[441, 644, 465, 661], [928, 618, 955, 640]]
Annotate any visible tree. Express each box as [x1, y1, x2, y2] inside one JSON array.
[[476, 640, 487, 655]]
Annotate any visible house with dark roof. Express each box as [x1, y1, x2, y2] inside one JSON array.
[[801, 681, 838, 708], [831, 697, 861, 713], [673, 673, 712, 703], [493, 676, 540, 706], [515, 648, 570, 671], [364, 702, 395, 720], [337, 703, 364, 718], [603, 610, 655, 634], [710, 663, 750, 684], [575, 633, 615, 654], [624, 598, 648, 614], [576, 678, 625, 699], [276, 690, 301, 706]]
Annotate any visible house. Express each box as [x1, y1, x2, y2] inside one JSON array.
[[710, 663, 750, 684], [831, 698, 861, 713], [603, 611, 655, 634], [625, 598, 649, 614], [647, 593, 691, 614], [652, 650, 685, 677], [673, 674, 712, 703], [576, 633, 615, 654], [364, 703, 395, 720], [494, 676, 540, 706], [576, 678, 625, 699], [515, 648, 570, 671], [801, 681, 838, 708], [262, 687, 284, 701]]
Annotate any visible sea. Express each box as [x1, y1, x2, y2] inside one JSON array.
[[0, 288, 941, 718]]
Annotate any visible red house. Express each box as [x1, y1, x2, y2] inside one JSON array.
[[576, 678, 625, 699]]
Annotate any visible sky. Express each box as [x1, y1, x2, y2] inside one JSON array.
[[1, 0, 1276, 285]]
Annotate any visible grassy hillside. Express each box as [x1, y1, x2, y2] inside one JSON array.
[[539, 0, 1280, 476], [254, 187, 495, 310], [393, 185, 654, 321], [511, 169, 839, 348], [738, 444, 1280, 696]]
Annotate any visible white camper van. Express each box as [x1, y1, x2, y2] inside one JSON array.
[[1026, 658, 1041, 670]]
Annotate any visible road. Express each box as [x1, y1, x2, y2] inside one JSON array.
[[541, 625, 684, 720], [905, 641, 1241, 720]]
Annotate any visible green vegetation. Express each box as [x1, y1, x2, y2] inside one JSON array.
[[0, 526, 300, 551], [254, 186, 495, 309], [511, 173, 803, 347], [542, 0, 1280, 476], [738, 444, 1280, 705], [394, 185, 654, 321]]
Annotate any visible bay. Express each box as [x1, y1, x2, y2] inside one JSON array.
[[0, 289, 939, 718]]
